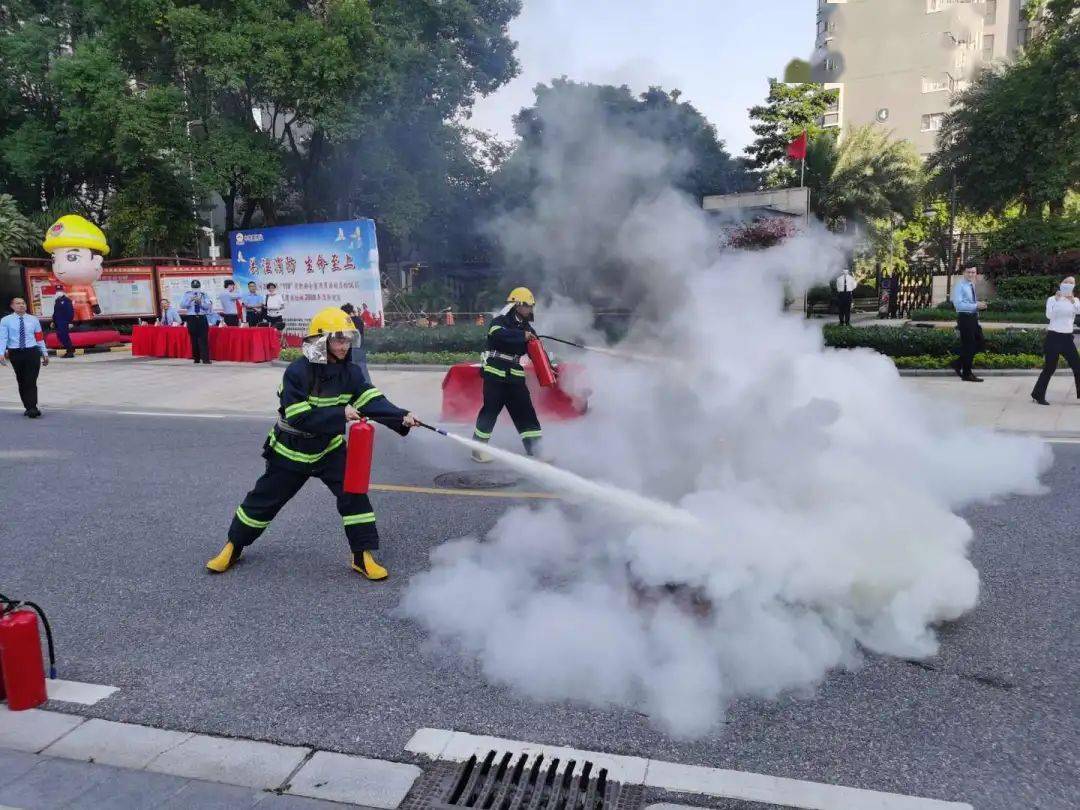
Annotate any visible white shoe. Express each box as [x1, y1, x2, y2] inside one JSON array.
[[471, 448, 493, 464]]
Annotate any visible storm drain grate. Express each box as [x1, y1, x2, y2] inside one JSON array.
[[433, 470, 523, 490], [404, 752, 641, 810]]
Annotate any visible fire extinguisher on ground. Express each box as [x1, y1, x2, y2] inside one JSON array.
[[344, 418, 375, 494], [0, 593, 56, 711]]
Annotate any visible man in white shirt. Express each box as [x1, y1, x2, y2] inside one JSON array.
[[834, 268, 857, 326], [1031, 276, 1080, 405], [264, 283, 286, 345], [0, 297, 49, 417]]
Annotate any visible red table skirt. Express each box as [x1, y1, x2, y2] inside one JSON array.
[[45, 329, 127, 349], [441, 362, 588, 422], [131, 325, 279, 363]]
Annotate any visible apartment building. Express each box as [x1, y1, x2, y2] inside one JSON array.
[[810, 0, 1035, 156]]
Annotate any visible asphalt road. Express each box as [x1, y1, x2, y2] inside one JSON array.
[[1, 406, 1077, 810]]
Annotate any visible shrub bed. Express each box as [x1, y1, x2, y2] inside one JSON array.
[[279, 348, 474, 365], [892, 353, 1043, 369], [992, 276, 1060, 300], [909, 308, 1046, 323], [823, 324, 1044, 356]]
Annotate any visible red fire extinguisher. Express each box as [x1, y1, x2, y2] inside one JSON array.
[[0, 595, 56, 711], [344, 418, 375, 494], [526, 338, 557, 387]]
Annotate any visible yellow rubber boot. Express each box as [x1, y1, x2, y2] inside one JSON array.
[[351, 551, 388, 581], [206, 541, 242, 573]]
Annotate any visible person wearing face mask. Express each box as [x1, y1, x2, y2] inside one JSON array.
[[949, 263, 987, 382], [205, 307, 420, 581], [1031, 276, 1080, 406]]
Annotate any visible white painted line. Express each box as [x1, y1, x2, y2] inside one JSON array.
[[289, 751, 422, 809], [144, 733, 310, 789], [46, 678, 118, 706], [0, 707, 85, 753], [43, 718, 192, 769], [407, 729, 648, 785], [117, 410, 224, 419], [646, 760, 971, 810], [405, 728, 972, 810]]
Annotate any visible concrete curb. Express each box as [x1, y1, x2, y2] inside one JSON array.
[[0, 707, 420, 808]]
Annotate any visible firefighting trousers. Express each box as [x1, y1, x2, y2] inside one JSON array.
[[473, 374, 542, 454], [228, 451, 379, 554]]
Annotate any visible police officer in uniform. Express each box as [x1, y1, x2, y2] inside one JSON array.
[[181, 280, 213, 364], [206, 307, 419, 580], [52, 285, 76, 357], [471, 287, 543, 463]]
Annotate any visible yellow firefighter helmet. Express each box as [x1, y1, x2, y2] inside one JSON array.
[[506, 287, 535, 306], [307, 307, 356, 338], [42, 215, 110, 256]]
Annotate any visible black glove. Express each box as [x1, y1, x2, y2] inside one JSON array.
[[91, 304, 102, 315]]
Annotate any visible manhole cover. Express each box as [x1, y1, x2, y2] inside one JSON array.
[[434, 470, 523, 489], [403, 753, 640, 810]]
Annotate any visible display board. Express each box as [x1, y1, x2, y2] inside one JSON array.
[[228, 219, 383, 336], [24, 266, 156, 320], [156, 265, 236, 313]]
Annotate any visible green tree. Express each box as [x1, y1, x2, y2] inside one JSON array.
[[929, 4, 1078, 217], [745, 80, 837, 188], [806, 126, 923, 230]]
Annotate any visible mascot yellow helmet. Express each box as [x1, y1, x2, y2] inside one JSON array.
[[42, 215, 110, 255]]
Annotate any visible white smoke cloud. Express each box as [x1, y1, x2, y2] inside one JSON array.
[[401, 87, 1050, 738]]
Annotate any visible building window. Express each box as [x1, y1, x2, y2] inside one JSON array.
[[822, 112, 840, 126], [1018, 26, 1031, 47], [921, 113, 945, 132], [985, 0, 997, 23], [926, 0, 948, 12], [817, 19, 827, 34], [982, 33, 995, 59], [955, 49, 967, 69], [823, 57, 837, 72], [922, 76, 948, 93]]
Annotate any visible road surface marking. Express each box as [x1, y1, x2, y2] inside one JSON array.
[[405, 728, 973, 810], [370, 483, 557, 500], [46, 679, 119, 706], [117, 410, 224, 419]]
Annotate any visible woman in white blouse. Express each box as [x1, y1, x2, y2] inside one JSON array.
[[1031, 276, 1080, 405]]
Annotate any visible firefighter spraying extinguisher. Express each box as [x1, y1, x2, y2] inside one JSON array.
[[0, 594, 56, 711], [471, 287, 549, 463], [206, 307, 421, 581]]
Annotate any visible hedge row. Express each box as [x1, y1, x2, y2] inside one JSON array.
[[364, 325, 487, 353], [823, 324, 1044, 357], [984, 250, 1080, 279], [279, 348, 474, 365], [909, 308, 1046, 324], [892, 353, 1043, 369], [992, 276, 1061, 300]]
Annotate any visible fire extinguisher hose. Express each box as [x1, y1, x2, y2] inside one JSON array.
[[0, 595, 57, 679]]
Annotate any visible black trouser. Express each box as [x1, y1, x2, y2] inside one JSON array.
[[837, 291, 853, 326], [1032, 331, 1080, 400], [185, 314, 211, 363], [955, 313, 984, 376], [54, 321, 73, 352], [222, 314, 240, 327], [228, 450, 380, 555], [6, 348, 41, 410], [474, 371, 542, 454], [245, 310, 263, 327]]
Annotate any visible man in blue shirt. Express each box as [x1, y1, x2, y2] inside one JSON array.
[[159, 297, 182, 326], [217, 279, 242, 327], [180, 280, 214, 364], [1, 297, 49, 417], [242, 281, 264, 327], [950, 263, 986, 382], [52, 284, 76, 358]]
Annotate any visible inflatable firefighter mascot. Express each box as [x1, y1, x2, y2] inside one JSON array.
[[42, 215, 109, 322], [471, 287, 543, 463], [207, 307, 419, 580]]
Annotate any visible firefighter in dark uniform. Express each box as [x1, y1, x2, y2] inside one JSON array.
[[206, 307, 419, 580], [471, 287, 543, 463]]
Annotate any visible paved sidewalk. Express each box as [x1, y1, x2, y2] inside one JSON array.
[[0, 748, 375, 809], [2, 353, 1078, 436]]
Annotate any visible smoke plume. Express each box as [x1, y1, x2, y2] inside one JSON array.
[[401, 86, 1050, 738]]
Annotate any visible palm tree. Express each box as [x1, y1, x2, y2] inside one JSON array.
[[806, 126, 923, 231]]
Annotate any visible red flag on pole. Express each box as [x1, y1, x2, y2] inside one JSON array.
[[787, 130, 808, 160]]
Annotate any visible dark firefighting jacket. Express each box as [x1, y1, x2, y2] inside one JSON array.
[[266, 353, 408, 470], [483, 311, 536, 384]]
